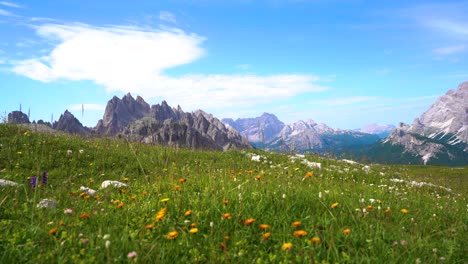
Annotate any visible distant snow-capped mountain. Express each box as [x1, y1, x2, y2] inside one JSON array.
[[358, 124, 396, 138]]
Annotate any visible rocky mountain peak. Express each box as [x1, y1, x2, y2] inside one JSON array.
[[53, 110, 88, 135], [8, 111, 30, 124]]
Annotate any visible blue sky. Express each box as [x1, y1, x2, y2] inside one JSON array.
[[0, 0, 467, 129]]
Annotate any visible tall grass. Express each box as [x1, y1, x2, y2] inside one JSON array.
[[0, 124, 466, 263]]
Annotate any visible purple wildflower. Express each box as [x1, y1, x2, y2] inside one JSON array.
[[41, 171, 48, 185], [30, 176, 37, 188]]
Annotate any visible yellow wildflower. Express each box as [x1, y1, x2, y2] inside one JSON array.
[[282, 242, 293, 251], [258, 224, 271, 231], [331, 202, 339, 208], [342, 228, 351, 235], [166, 230, 178, 240], [291, 221, 301, 228], [243, 218, 255, 226], [189, 228, 198, 234], [310, 236, 321, 244]]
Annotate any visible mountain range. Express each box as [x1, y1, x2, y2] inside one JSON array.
[[6, 81, 467, 165]]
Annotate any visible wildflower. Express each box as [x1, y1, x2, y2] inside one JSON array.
[[310, 236, 321, 244], [385, 208, 391, 214], [293, 230, 308, 237], [130, 195, 136, 201], [255, 175, 261, 180], [174, 185, 180, 191], [331, 202, 339, 208], [67, 150, 72, 155], [119, 189, 127, 194], [64, 209, 73, 214], [243, 218, 255, 226], [94, 195, 100, 200], [113, 199, 121, 205], [184, 210, 192, 216], [160, 198, 170, 203], [30, 176, 37, 188], [105, 240, 111, 249], [305, 171, 313, 177], [81, 238, 89, 244], [127, 251, 137, 259], [103, 234, 110, 240], [58, 220, 64, 226], [117, 203, 124, 208], [48, 227, 58, 235], [190, 223, 196, 227], [41, 171, 48, 185], [222, 200, 229, 205], [79, 213, 90, 220], [282, 242, 293, 251], [258, 224, 271, 231], [178, 178, 186, 184], [145, 224, 155, 230], [291, 221, 301, 228], [189, 228, 198, 234], [79, 149, 84, 154], [262, 232, 271, 240], [223, 213, 232, 220], [155, 208, 167, 222], [17, 151, 22, 155], [401, 208, 408, 214], [123, 177, 129, 181], [219, 242, 226, 250], [166, 230, 178, 240], [342, 228, 351, 235], [84, 195, 91, 200], [400, 240, 407, 246], [318, 192, 322, 199], [142, 191, 148, 196], [367, 205, 374, 212]]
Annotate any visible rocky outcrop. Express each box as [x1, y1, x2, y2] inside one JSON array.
[[53, 110, 89, 135], [95, 93, 150, 135], [124, 103, 250, 151], [8, 111, 30, 124]]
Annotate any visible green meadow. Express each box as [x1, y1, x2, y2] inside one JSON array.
[[0, 124, 466, 263]]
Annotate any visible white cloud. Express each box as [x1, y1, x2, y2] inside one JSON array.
[[311, 96, 380, 106], [70, 104, 106, 111], [426, 19, 468, 37], [159, 11, 176, 23], [432, 44, 466, 55], [0, 8, 13, 16], [0, 1, 23, 8], [12, 23, 327, 111], [0, 59, 4, 64]]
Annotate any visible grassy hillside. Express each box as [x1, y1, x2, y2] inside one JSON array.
[[0, 124, 467, 263]]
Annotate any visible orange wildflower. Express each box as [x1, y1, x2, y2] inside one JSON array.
[[142, 191, 148, 196], [243, 218, 255, 226], [174, 185, 180, 191], [305, 171, 313, 177], [222, 200, 229, 205], [261, 232, 271, 240], [84, 195, 91, 200], [178, 178, 187, 184], [166, 230, 178, 240], [117, 202, 124, 208], [281, 242, 293, 251], [385, 208, 391, 214], [342, 228, 351, 235], [119, 189, 127, 194], [293, 230, 308, 237], [184, 210, 192, 216], [58, 220, 64, 227], [310, 236, 321, 244], [291, 221, 301, 228], [222, 213, 232, 220], [367, 205, 374, 212], [145, 224, 155, 230], [258, 224, 271, 231], [79, 213, 90, 220], [48, 227, 58, 235], [401, 208, 408, 214], [130, 195, 136, 201], [155, 208, 167, 222]]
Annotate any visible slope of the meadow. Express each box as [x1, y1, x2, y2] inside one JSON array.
[[0, 124, 466, 263]]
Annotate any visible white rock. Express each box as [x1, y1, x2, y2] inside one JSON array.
[[101, 180, 128, 189], [0, 179, 20, 187], [80, 186, 97, 195]]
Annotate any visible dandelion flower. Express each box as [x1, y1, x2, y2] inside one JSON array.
[[166, 230, 178, 240], [262, 232, 271, 240], [293, 230, 308, 237], [184, 210, 192, 216], [305, 171, 313, 177], [160, 198, 170, 203], [258, 224, 271, 231], [310, 236, 321, 244], [243, 218, 255, 226], [401, 208, 408, 214], [342, 228, 351, 235], [282, 242, 293, 251], [189, 228, 198, 234], [155, 208, 167, 222], [178, 178, 187, 184], [48, 227, 58, 235], [123, 177, 129, 182], [145, 224, 155, 230], [291, 221, 301, 228], [117, 202, 124, 208], [174, 185, 180, 191], [222, 213, 232, 220], [331, 202, 339, 208]]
